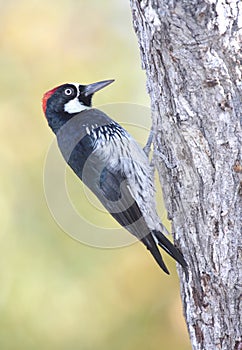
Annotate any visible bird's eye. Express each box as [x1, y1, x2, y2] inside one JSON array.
[[64, 88, 74, 96]]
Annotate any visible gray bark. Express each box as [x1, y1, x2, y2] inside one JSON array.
[[129, 1, 242, 349]]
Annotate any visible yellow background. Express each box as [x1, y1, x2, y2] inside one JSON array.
[[0, 0, 190, 349]]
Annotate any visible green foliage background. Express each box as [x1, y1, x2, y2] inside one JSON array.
[[0, 0, 190, 349]]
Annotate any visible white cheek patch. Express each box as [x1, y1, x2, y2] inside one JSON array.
[[64, 97, 90, 114]]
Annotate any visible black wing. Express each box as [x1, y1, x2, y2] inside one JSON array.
[[96, 166, 174, 274]]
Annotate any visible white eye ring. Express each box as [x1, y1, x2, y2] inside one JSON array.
[[64, 88, 73, 96]]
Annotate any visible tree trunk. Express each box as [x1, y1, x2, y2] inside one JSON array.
[[129, 1, 242, 349]]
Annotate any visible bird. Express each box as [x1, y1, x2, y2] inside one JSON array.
[[42, 79, 187, 275]]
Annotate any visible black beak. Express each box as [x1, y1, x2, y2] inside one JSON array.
[[84, 79, 114, 97]]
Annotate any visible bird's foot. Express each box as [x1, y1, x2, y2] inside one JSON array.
[[144, 130, 178, 170], [154, 147, 178, 170], [143, 130, 154, 157]]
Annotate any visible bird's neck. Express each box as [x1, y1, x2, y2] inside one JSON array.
[[46, 110, 79, 134]]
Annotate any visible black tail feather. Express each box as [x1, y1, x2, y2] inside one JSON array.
[[153, 230, 187, 269], [141, 234, 170, 274]]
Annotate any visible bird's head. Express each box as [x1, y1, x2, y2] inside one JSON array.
[[42, 79, 114, 133]]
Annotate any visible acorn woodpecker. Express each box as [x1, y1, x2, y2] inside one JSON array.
[[42, 79, 187, 275]]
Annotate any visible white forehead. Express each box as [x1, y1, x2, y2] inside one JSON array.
[[68, 83, 80, 96]]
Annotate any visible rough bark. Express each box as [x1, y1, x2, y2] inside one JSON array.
[[129, 1, 242, 349]]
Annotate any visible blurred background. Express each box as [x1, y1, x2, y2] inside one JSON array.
[[0, 0, 190, 349]]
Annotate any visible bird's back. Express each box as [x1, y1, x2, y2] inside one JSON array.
[[56, 108, 161, 235]]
